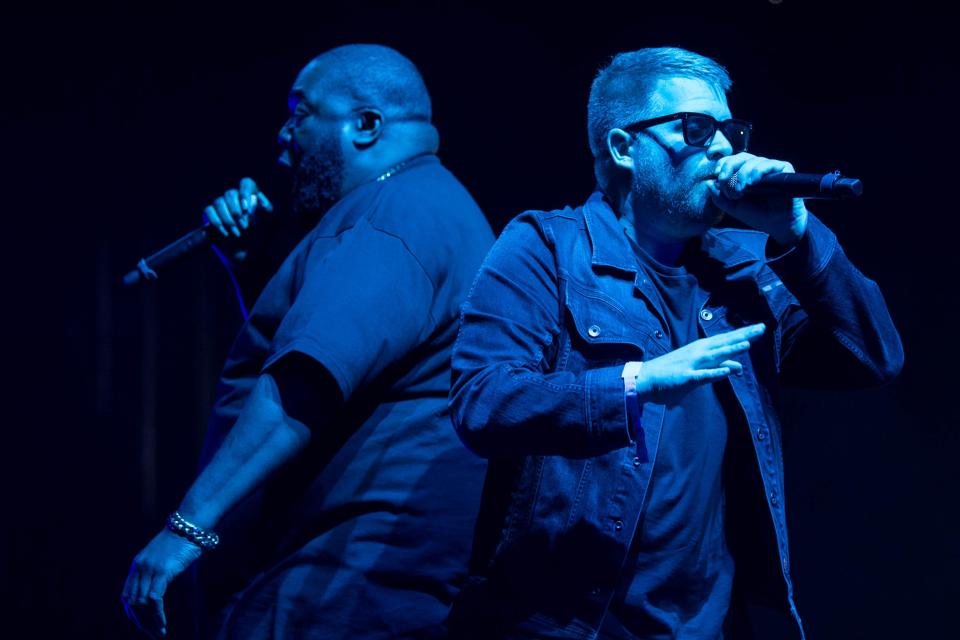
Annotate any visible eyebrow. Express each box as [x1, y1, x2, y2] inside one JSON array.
[[287, 91, 307, 112]]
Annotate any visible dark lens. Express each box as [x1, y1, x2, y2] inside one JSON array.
[[683, 113, 717, 146], [720, 120, 751, 152]]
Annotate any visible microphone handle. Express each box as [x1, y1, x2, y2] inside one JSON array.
[[122, 224, 216, 286], [743, 172, 863, 199]]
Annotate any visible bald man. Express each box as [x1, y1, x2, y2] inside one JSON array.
[[121, 45, 494, 639]]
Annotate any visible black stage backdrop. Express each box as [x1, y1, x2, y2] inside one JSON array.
[[2, 1, 956, 637]]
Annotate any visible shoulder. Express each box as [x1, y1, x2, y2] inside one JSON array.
[[367, 157, 488, 236], [353, 157, 495, 280], [501, 204, 585, 244]]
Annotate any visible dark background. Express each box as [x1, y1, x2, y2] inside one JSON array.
[[2, 1, 956, 637]]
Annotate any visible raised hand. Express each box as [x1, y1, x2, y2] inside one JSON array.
[[203, 177, 275, 238], [709, 153, 809, 248], [633, 322, 765, 405]]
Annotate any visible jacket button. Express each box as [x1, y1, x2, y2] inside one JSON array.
[[633, 456, 641, 467], [770, 492, 779, 506], [614, 519, 623, 531], [655, 330, 664, 339], [587, 324, 601, 338], [757, 429, 766, 441], [700, 309, 714, 321]]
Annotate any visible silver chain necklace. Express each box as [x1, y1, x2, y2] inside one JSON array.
[[374, 158, 415, 182]]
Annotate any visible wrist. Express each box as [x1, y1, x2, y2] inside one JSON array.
[[166, 511, 220, 552], [621, 361, 643, 394], [176, 499, 219, 531], [621, 362, 644, 441]]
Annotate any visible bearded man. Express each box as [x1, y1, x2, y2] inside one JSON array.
[[122, 44, 494, 639], [446, 47, 902, 639]]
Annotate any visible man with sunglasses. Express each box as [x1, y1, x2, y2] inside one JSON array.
[[446, 47, 902, 638]]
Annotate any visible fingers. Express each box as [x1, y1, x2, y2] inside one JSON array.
[[693, 359, 746, 382], [711, 341, 752, 359], [215, 196, 241, 238], [130, 557, 150, 605], [224, 190, 249, 231], [203, 205, 228, 237], [146, 584, 168, 638], [147, 571, 169, 610], [204, 178, 267, 238], [122, 560, 155, 636], [715, 152, 753, 195], [122, 572, 168, 638], [691, 367, 733, 382], [239, 177, 258, 202], [719, 359, 744, 374], [255, 190, 274, 212], [702, 323, 765, 348], [719, 156, 795, 200]]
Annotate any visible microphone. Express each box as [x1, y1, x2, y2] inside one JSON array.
[[737, 171, 862, 199], [122, 218, 251, 287]]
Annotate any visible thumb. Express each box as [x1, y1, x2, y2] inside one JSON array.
[[255, 191, 275, 212]]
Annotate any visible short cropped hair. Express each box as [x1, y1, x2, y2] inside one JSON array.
[[312, 44, 432, 122], [587, 47, 732, 182]]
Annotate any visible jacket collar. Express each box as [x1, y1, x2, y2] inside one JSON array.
[[582, 190, 760, 275]]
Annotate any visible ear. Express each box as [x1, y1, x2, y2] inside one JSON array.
[[352, 109, 383, 149], [605, 128, 635, 171]]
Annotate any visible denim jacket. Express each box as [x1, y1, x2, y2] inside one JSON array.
[[447, 192, 903, 639]]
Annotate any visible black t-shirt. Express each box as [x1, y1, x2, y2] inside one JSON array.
[[198, 155, 496, 638], [602, 237, 734, 640]]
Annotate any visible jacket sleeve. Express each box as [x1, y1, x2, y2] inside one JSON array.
[[449, 212, 633, 459], [766, 213, 904, 388]]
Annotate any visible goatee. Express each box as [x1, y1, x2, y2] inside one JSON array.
[[631, 168, 724, 230]]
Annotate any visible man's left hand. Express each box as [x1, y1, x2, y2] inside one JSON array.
[[710, 153, 809, 247], [121, 529, 203, 638]]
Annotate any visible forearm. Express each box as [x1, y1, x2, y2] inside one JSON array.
[[451, 360, 631, 459], [768, 213, 904, 384], [178, 371, 312, 529]]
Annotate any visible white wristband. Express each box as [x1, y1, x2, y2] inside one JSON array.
[[621, 361, 643, 441]]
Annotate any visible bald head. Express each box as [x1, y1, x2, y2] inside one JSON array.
[[280, 45, 439, 211], [300, 44, 432, 123]]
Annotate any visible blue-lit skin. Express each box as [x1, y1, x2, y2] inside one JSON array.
[[605, 77, 809, 267], [203, 57, 439, 234], [121, 53, 441, 639], [600, 76, 811, 404]]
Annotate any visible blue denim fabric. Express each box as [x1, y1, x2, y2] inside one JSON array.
[[448, 192, 903, 639]]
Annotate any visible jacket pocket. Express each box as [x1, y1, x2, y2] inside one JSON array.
[[559, 279, 657, 374]]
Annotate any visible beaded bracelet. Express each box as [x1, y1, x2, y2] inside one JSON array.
[[166, 511, 220, 551]]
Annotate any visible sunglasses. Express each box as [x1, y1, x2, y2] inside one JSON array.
[[623, 112, 752, 153]]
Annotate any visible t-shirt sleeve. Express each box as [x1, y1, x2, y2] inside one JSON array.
[[262, 216, 436, 401]]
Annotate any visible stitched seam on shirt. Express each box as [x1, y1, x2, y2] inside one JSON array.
[[831, 327, 883, 379], [364, 224, 440, 328], [810, 232, 839, 278]]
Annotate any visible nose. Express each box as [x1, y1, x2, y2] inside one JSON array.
[[277, 119, 294, 167], [706, 129, 734, 160], [277, 118, 293, 148]]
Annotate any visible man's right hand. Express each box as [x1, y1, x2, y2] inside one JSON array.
[[633, 323, 765, 405], [203, 177, 275, 238]]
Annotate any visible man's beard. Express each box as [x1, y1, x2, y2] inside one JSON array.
[[290, 136, 344, 218], [631, 162, 724, 231]]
